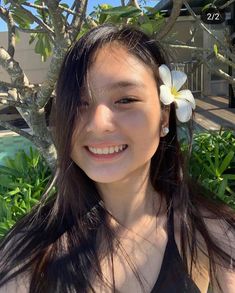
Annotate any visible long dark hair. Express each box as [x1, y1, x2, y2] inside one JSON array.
[[0, 24, 234, 293]]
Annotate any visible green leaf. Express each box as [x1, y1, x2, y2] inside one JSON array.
[[213, 44, 218, 56], [0, 165, 20, 177], [7, 187, 20, 196], [218, 178, 228, 198], [101, 5, 141, 18], [140, 18, 164, 35], [201, 3, 213, 12], [219, 151, 234, 175], [214, 142, 219, 170], [0, 221, 15, 238], [144, 6, 158, 14], [29, 33, 37, 45], [222, 174, 235, 180], [35, 38, 44, 54], [32, 33, 52, 62], [99, 12, 109, 24], [225, 186, 235, 197], [193, 153, 215, 176], [43, 34, 52, 57], [11, 7, 34, 28], [140, 22, 154, 35], [0, 196, 11, 221], [0, 174, 12, 188]]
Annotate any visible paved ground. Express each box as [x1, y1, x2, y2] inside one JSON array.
[[194, 95, 235, 131]]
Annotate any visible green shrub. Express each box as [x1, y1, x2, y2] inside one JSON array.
[[0, 147, 52, 238], [182, 129, 235, 208]]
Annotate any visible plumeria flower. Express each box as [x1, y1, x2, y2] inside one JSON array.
[[158, 64, 196, 122]]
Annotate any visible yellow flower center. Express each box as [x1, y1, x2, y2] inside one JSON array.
[[171, 87, 179, 97]]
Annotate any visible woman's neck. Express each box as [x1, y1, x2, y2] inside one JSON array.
[[96, 163, 158, 228]]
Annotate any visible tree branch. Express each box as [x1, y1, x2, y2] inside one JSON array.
[[66, 0, 75, 21], [85, 16, 98, 28], [127, 0, 140, 9], [206, 64, 235, 84], [156, 0, 184, 39], [216, 52, 235, 69], [0, 81, 16, 89], [21, 2, 46, 10], [0, 80, 32, 90], [15, 26, 47, 34], [0, 120, 32, 139], [168, 44, 211, 52], [45, 0, 66, 38], [58, 4, 80, 16], [183, 0, 235, 63], [9, 0, 54, 35], [22, 1, 78, 16], [0, 47, 29, 88], [29, 108, 54, 146], [35, 0, 71, 109], [70, 0, 88, 41], [36, 49, 68, 109], [0, 6, 16, 57], [219, 0, 235, 9], [186, 25, 199, 45], [0, 93, 28, 108]]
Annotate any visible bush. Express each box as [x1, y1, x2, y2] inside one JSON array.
[[182, 129, 235, 209], [0, 147, 52, 238]]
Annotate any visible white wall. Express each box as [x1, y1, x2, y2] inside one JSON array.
[[0, 31, 51, 83]]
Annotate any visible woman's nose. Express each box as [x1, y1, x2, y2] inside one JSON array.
[[86, 104, 115, 133]]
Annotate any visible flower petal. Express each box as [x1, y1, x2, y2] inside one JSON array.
[[171, 70, 187, 91], [177, 89, 196, 109], [175, 99, 192, 122], [160, 85, 175, 105], [159, 65, 172, 88]]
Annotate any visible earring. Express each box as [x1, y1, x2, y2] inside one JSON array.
[[162, 126, 169, 135]]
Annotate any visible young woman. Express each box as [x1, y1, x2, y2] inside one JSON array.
[[0, 24, 234, 293]]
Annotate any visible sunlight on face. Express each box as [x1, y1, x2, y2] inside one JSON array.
[[71, 43, 163, 184]]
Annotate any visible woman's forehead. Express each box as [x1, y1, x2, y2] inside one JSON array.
[[86, 44, 156, 85]]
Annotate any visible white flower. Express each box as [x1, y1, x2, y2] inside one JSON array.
[[159, 64, 196, 123]]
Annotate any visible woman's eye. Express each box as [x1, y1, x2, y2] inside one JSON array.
[[117, 97, 138, 104]]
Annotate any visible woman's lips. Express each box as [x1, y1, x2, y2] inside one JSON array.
[[84, 145, 128, 160]]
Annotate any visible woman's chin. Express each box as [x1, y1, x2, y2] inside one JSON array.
[[85, 172, 125, 184]]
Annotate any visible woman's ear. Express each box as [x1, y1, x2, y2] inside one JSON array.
[[160, 106, 170, 137]]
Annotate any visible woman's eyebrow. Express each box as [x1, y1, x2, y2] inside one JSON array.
[[107, 80, 146, 90]]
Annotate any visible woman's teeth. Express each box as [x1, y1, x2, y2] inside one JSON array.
[[87, 144, 128, 155]]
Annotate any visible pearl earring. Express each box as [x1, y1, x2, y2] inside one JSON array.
[[162, 126, 169, 135]]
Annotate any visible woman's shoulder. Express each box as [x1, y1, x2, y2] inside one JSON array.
[[197, 206, 235, 248], [173, 205, 235, 292], [0, 274, 29, 293], [198, 207, 235, 292], [174, 203, 235, 247], [0, 232, 31, 293]]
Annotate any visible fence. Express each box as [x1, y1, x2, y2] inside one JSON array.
[[171, 61, 204, 94]]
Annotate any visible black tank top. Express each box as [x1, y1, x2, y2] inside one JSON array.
[[150, 207, 201, 293]]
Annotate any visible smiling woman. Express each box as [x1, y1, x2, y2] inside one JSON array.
[[0, 24, 235, 293], [70, 43, 163, 185]]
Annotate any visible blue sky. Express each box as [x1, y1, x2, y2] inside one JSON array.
[[0, 0, 160, 32]]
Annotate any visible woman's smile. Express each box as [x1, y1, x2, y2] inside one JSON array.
[[84, 144, 128, 160]]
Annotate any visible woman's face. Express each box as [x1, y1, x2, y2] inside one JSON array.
[[71, 43, 168, 184]]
